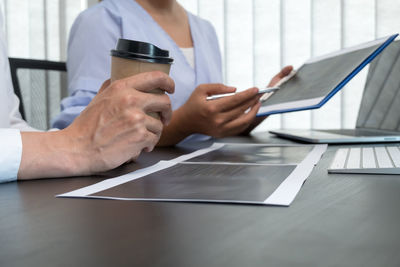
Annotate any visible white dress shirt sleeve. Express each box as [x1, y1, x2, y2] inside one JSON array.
[[0, 10, 36, 183], [0, 128, 22, 183]]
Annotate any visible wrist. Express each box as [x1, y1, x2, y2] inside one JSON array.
[[173, 105, 194, 137], [56, 127, 95, 176], [18, 130, 89, 179], [156, 107, 194, 146]]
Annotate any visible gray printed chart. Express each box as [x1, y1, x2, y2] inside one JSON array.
[[58, 143, 327, 206]]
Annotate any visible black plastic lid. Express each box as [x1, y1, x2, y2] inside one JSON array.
[[111, 39, 173, 64]]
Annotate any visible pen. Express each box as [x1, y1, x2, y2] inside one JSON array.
[[206, 87, 279, 101]]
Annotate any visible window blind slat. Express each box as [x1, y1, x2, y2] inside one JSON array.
[[311, 0, 342, 129], [253, 0, 282, 132], [197, 0, 225, 79], [225, 0, 253, 90], [280, 0, 312, 129], [376, 0, 400, 37], [342, 0, 375, 128]]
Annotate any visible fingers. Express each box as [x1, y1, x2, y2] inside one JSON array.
[[98, 79, 111, 94], [143, 114, 164, 136], [280, 65, 293, 77], [141, 93, 173, 125], [122, 71, 175, 94], [221, 101, 261, 136], [220, 96, 260, 123], [217, 87, 259, 112], [118, 109, 163, 152], [120, 112, 161, 154], [268, 65, 294, 87], [99, 110, 147, 143], [124, 129, 160, 162], [104, 74, 173, 124], [118, 102, 165, 137], [115, 112, 161, 155], [199, 83, 236, 96], [69, 73, 173, 173], [141, 131, 160, 153]]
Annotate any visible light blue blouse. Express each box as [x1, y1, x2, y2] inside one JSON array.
[[52, 0, 223, 130]]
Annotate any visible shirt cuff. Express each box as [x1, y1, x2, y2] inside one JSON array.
[[0, 128, 22, 183]]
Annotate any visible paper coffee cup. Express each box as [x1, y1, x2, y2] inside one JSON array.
[[110, 39, 174, 118]]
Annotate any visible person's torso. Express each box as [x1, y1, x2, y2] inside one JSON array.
[[105, 0, 223, 110]]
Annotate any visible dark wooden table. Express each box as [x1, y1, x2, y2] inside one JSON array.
[[1, 133, 400, 267]]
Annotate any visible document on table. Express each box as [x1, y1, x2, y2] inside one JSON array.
[[58, 143, 327, 206]]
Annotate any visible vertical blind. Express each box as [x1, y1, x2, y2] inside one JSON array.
[[0, 0, 90, 128], [1, 0, 399, 131], [179, 0, 400, 132], [0, 0, 89, 60]]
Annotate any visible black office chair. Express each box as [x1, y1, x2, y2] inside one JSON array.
[[9, 58, 67, 130]]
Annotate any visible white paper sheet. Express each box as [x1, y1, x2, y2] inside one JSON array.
[[58, 143, 327, 206], [59, 143, 224, 198], [263, 144, 327, 206]]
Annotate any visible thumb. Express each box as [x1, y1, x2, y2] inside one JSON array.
[[268, 65, 294, 87], [198, 83, 236, 95], [98, 79, 111, 94], [280, 65, 293, 77]]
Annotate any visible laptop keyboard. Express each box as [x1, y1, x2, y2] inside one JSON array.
[[328, 145, 400, 174]]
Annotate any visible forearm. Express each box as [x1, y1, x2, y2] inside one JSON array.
[[156, 108, 192, 146], [18, 131, 86, 180]]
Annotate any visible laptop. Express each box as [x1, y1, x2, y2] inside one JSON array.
[[270, 40, 400, 144]]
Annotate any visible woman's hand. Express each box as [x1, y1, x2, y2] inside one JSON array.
[[239, 65, 294, 135], [268, 65, 293, 87], [157, 83, 261, 145]]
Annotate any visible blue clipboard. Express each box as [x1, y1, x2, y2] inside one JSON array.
[[257, 34, 399, 117]]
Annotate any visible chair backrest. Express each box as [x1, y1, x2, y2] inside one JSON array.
[[9, 58, 67, 130], [356, 40, 400, 131]]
